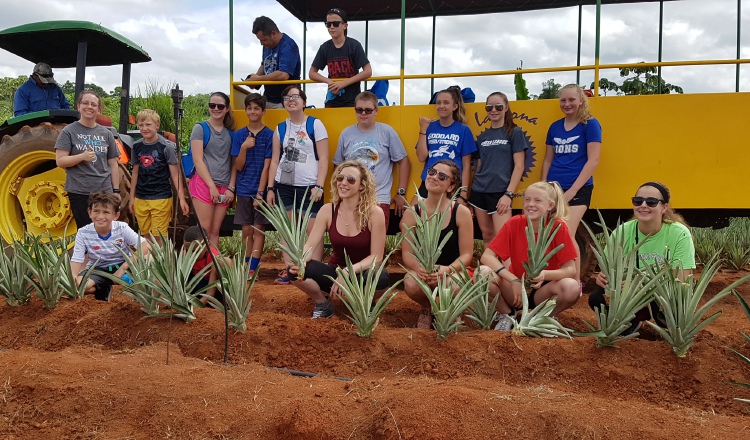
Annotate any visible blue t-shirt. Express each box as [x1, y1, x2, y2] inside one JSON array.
[[13, 76, 71, 116], [232, 126, 274, 197], [262, 34, 301, 104], [419, 120, 477, 181], [545, 117, 602, 189]]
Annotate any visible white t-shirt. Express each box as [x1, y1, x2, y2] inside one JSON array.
[[72, 221, 146, 268], [274, 117, 328, 186]]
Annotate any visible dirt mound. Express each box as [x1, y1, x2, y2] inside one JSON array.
[[0, 264, 748, 439]]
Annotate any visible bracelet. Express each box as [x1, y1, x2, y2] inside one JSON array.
[[226, 187, 235, 194], [267, 187, 275, 193], [419, 132, 427, 135], [257, 190, 265, 197], [112, 189, 121, 194], [495, 266, 506, 275], [459, 187, 468, 193], [314, 184, 324, 192]]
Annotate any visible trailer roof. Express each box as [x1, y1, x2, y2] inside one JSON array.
[[0, 20, 151, 67], [277, 0, 673, 22]]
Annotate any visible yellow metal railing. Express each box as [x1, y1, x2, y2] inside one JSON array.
[[231, 58, 750, 108]]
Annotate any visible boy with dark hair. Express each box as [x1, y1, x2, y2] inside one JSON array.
[[70, 192, 150, 301], [246, 16, 302, 109], [129, 109, 189, 244], [309, 8, 372, 107], [232, 93, 273, 278]]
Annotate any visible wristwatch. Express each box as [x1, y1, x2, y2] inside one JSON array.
[[504, 190, 514, 198], [397, 188, 406, 196]]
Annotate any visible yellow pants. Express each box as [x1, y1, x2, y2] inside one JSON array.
[[134, 197, 173, 239]]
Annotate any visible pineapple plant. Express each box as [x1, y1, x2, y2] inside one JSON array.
[[729, 290, 750, 404], [206, 250, 256, 332], [0, 241, 34, 306], [256, 190, 314, 278], [402, 193, 456, 275], [521, 214, 564, 292], [513, 278, 573, 338]]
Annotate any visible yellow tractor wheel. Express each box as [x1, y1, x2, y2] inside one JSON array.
[[0, 122, 131, 244]]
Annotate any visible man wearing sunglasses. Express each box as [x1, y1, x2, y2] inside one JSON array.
[[333, 92, 411, 229], [309, 8, 372, 107], [14, 62, 71, 116], [245, 16, 302, 109]]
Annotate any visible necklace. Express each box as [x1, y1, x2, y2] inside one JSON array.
[[339, 210, 355, 226]]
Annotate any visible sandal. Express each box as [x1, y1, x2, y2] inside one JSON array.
[[416, 309, 433, 329]]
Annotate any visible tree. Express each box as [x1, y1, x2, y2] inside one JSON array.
[[514, 61, 530, 100], [0, 76, 27, 121], [590, 62, 684, 96], [60, 80, 110, 97], [535, 79, 562, 100]]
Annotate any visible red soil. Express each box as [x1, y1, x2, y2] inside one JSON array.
[[0, 263, 748, 439]]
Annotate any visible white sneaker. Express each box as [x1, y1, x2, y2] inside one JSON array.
[[493, 314, 514, 331]]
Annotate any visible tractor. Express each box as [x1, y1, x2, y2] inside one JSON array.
[[0, 20, 151, 244]]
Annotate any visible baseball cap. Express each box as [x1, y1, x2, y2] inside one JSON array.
[[327, 8, 348, 22], [33, 62, 56, 84]]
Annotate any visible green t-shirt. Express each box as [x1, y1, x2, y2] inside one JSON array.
[[614, 219, 696, 270]]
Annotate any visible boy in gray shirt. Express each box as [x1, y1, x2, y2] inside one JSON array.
[[333, 91, 410, 229]]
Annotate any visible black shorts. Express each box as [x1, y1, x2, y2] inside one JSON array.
[[468, 190, 506, 214], [567, 184, 593, 208], [233, 196, 270, 226], [84, 264, 120, 301], [275, 183, 324, 217]]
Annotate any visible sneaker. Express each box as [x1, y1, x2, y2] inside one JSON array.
[[621, 320, 642, 337], [312, 299, 335, 319], [247, 269, 255, 281], [493, 314, 514, 332], [416, 310, 433, 329], [275, 269, 291, 285]]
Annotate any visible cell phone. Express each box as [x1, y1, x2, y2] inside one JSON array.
[[218, 194, 226, 204]]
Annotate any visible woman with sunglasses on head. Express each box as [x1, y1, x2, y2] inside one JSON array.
[[267, 85, 329, 284], [470, 92, 528, 246], [588, 181, 695, 335], [309, 8, 372, 108], [415, 86, 476, 205], [188, 91, 236, 248], [479, 181, 580, 331], [55, 89, 121, 229], [401, 160, 474, 329], [541, 84, 602, 284], [287, 161, 388, 319]]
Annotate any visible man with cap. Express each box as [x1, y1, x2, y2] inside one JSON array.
[[13, 62, 71, 116], [245, 16, 301, 109]]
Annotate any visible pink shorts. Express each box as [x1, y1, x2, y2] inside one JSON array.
[[189, 174, 231, 206]]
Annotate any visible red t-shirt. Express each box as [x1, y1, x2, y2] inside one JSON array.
[[192, 247, 220, 278], [487, 215, 578, 279]]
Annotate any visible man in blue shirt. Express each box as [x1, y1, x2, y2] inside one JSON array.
[[245, 16, 301, 109], [13, 62, 71, 116]]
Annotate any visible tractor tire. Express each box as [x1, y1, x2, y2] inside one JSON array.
[[0, 122, 132, 244], [576, 225, 597, 284]]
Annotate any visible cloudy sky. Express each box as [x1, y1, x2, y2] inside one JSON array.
[[0, 0, 748, 106]]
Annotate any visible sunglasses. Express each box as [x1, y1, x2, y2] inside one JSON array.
[[336, 174, 357, 184], [325, 21, 342, 28], [427, 168, 452, 182], [354, 107, 375, 114], [632, 196, 664, 208], [38, 73, 54, 79], [282, 94, 301, 102], [208, 103, 227, 110], [485, 104, 505, 112]]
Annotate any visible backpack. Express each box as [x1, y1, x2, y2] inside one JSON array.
[[277, 116, 319, 161], [182, 121, 233, 177]]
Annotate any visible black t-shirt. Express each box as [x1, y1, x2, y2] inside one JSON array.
[[131, 137, 178, 200], [311, 37, 370, 107]]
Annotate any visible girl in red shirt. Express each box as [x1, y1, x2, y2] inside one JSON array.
[[479, 181, 580, 331]]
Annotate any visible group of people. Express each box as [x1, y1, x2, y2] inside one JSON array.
[[48, 8, 695, 335]]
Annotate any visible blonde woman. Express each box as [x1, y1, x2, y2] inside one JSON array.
[[479, 182, 580, 331], [288, 160, 388, 319], [541, 84, 602, 283]]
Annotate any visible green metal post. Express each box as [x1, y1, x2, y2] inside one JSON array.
[[229, 0, 234, 106], [365, 20, 369, 90], [737, 0, 742, 92], [658, 1, 663, 94], [577, 4, 582, 85], [431, 15, 436, 96], [400, 0, 406, 106], [594, 0, 601, 97]]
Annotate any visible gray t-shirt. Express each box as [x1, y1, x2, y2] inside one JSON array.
[[334, 122, 407, 204], [190, 122, 232, 186], [472, 126, 528, 193], [54, 121, 120, 194]]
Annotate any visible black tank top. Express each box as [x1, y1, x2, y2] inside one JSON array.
[[414, 202, 460, 266]]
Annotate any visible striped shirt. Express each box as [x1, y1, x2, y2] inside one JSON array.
[[71, 221, 146, 268]]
